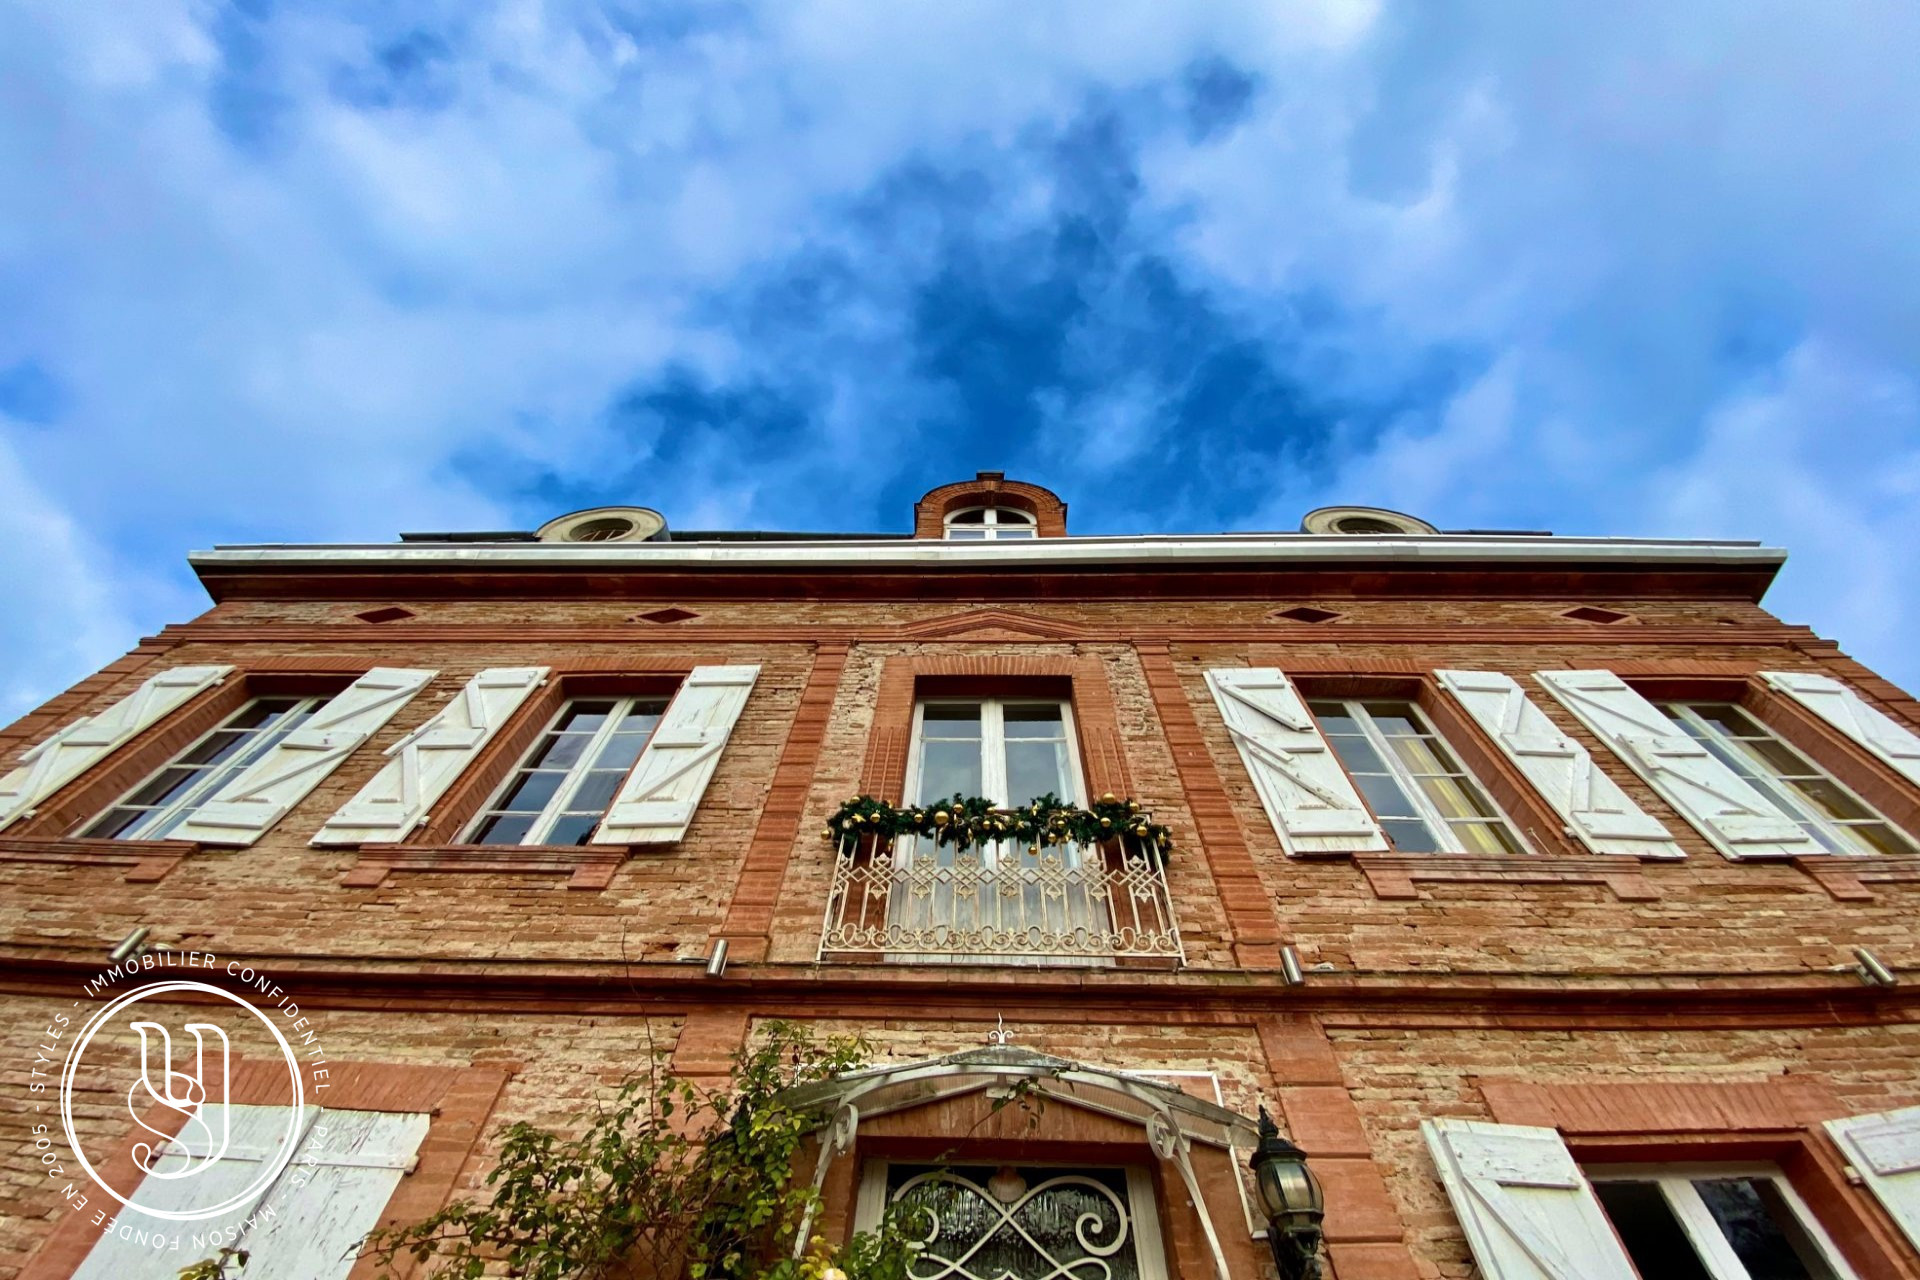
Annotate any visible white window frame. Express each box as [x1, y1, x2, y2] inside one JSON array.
[[1661, 701, 1916, 857], [906, 697, 1086, 809], [464, 695, 668, 846], [944, 505, 1039, 540], [1310, 698, 1531, 855], [82, 696, 326, 840], [853, 1157, 1169, 1280], [1585, 1161, 1860, 1280]]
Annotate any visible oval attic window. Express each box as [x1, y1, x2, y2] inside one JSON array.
[[535, 507, 668, 544]]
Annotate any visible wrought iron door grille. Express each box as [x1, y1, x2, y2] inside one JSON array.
[[887, 1164, 1147, 1280], [819, 830, 1184, 963]]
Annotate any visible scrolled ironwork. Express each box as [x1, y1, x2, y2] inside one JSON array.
[[819, 830, 1184, 963]]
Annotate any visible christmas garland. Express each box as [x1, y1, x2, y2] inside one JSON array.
[[822, 791, 1175, 857]]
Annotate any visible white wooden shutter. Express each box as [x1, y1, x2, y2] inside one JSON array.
[[236, 1108, 431, 1280], [311, 667, 547, 846], [0, 665, 232, 831], [592, 664, 759, 845], [1826, 1104, 1920, 1253], [1202, 668, 1388, 855], [1763, 671, 1920, 788], [173, 669, 437, 847], [72, 1103, 319, 1280], [1437, 670, 1684, 858], [1422, 1118, 1637, 1279], [1536, 670, 1820, 859]]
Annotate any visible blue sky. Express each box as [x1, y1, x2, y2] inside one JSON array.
[[3, 1, 1919, 717]]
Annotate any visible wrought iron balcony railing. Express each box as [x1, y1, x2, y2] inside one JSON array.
[[818, 828, 1184, 964]]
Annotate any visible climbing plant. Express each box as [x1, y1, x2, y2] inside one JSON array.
[[174, 1022, 920, 1280]]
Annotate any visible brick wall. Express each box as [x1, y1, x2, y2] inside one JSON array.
[[3, 577, 1918, 1278]]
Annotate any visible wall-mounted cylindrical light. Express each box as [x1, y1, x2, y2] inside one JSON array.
[[1248, 1106, 1324, 1280]]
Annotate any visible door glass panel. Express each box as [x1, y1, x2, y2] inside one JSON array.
[[886, 1164, 1145, 1280], [918, 741, 983, 803], [1694, 1178, 1837, 1280], [1593, 1181, 1715, 1280]]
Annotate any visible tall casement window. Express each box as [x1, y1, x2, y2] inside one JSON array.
[[911, 699, 1082, 806], [83, 697, 325, 840], [1308, 699, 1527, 854], [944, 506, 1038, 540], [467, 697, 669, 846], [1588, 1165, 1855, 1280], [1658, 701, 1915, 856]]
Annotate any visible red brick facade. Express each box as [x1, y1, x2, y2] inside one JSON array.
[[3, 476, 1918, 1278]]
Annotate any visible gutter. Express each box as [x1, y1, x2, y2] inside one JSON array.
[[189, 534, 1787, 574]]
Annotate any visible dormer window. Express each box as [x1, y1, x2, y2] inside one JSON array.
[[945, 506, 1037, 540]]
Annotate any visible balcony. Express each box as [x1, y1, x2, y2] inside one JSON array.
[[819, 829, 1184, 965]]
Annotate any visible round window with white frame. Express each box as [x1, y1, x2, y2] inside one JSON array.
[[945, 506, 1038, 540]]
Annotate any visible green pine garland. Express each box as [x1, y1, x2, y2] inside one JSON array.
[[820, 792, 1174, 857]]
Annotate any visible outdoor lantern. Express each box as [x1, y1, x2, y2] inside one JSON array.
[[1248, 1106, 1324, 1280]]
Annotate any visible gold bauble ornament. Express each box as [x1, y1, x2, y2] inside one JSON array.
[[1100, 792, 1117, 805], [934, 810, 950, 826], [822, 827, 835, 840]]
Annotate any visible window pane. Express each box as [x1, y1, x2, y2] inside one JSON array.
[[921, 703, 983, 734], [992, 527, 1037, 539], [555, 702, 616, 733], [1787, 778, 1873, 822], [176, 730, 253, 768], [1005, 740, 1071, 805], [1384, 735, 1448, 778], [1843, 822, 1916, 856], [949, 508, 987, 523], [1002, 704, 1065, 736], [918, 740, 982, 803], [1695, 703, 1766, 737], [123, 767, 204, 810], [1743, 737, 1815, 779], [1452, 821, 1524, 855], [1381, 819, 1441, 853], [946, 528, 988, 540], [1593, 1182, 1715, 1280], [1360, 704, 1422, 736], [1416, 774, 1499, 821], [995, 508, 1035, 524], [564, 771, 625, 816], [470, 813, 535, 846], [591, 731, 652, 772], [546, 815, 600, 847], [496, 771, 564, 814], [1307, 703, 1360, 737], [1323, 733, 1390, 777], [1694, 1178, 1837, 1280], [1356, 772, 1422, 820], [527, 732, 590, 770], [84, 808, 145, 840]]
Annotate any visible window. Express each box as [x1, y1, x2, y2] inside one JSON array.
[[856, 1161, 1168, 1280], [82, 697, 325, 840], [467, 697, 668, 846], [911, 699, 1081, 807], [1659, 702, 1915, 856], [1308, 699, 1526, 854], [1588, 1164, 1856, 1280], [944, 506, 1038, 540]]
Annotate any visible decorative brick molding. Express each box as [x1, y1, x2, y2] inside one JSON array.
[[339, 842, 632, 889], [911, 475, 1067, 538], [1135, 642, 1283, 962], [720, 642, 850, 957], [857, 653, 1131, 802], [1794, 854, 1920, 902], [18, 1056, 510, 1280]]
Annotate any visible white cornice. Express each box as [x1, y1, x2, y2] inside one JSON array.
[[189, 533, 1786, 573]]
